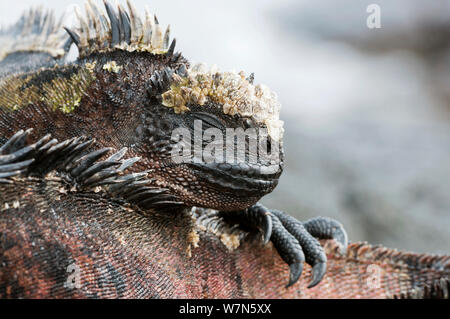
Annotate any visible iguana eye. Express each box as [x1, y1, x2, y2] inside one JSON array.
[[190, 112, 226, 130], [243, 118, 253, 129]]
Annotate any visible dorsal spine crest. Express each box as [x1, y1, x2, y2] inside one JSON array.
[[65, 0, 176, 58], [0, 7, 69, 61]]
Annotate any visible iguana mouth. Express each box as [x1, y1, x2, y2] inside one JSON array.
[[189, 162, 282, 193]]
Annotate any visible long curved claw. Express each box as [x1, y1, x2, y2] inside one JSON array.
[[303, 217, 348, 255], [270, 214, 306, 287], [262, 212, 272, 244], [308, 262, 326, 288], [287, 263, 304, 288]]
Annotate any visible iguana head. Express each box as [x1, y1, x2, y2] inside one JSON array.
[[64, 0, 285, 211], [144, 65, 285, 211]]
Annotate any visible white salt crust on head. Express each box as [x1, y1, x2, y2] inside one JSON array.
[[161, 63, 284, 141]]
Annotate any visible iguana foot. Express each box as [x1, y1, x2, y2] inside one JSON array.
[[221, 203, 348, 288]]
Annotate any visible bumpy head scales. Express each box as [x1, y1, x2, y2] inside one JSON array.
[[0, 6, 69, 60], [65, 0, 175, 58], [161, 63, 284, 141]]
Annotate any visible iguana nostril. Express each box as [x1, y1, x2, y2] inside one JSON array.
[[266, 139, 272, 153]]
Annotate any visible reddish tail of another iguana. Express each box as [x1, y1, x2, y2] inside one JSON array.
[[0, 189, 448, 298], [299, 241, 449, 299]]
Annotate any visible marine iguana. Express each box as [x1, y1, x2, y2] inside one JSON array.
[[0, 1, 448, 298]]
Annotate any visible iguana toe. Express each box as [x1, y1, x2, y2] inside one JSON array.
[[222, 203, 274, 245], [269, 212, 307, 287], [248, 203, 273, 244], [303, 217, 349, 254], [228, 204, 347, 288]]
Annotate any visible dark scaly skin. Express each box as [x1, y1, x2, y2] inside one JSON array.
[[0, 2, 449, 298]]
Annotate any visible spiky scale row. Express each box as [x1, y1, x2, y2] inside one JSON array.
[[146, 64, 188, 98], [393, 278, 449, 299], [0, 129, 49, 182], [148, 67, 174, 95], [0, 7, 69, 61], [65, 0, 176, 58], [0, 129, 184, 210], [107, 172, 184, 209]]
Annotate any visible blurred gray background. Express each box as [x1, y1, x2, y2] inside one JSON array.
[[2, 0, 449, 253]]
